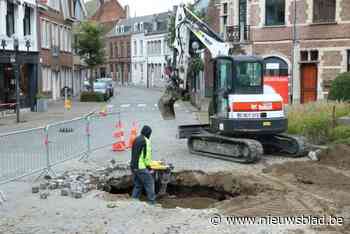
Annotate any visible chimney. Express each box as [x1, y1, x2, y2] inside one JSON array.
[[124, 5, 130, 18]]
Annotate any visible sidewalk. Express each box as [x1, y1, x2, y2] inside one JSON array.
[[181, 100, 209, 124], [0, 99, 105, 134]]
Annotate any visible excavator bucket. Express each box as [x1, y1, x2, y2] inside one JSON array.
[[158, 80, 182, 120], [158, 90, 177, 120]]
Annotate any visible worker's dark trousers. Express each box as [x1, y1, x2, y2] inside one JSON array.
[[131, 169, 156, 204]]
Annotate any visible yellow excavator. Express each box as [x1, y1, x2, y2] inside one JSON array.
[[158, 5, 307, 163]]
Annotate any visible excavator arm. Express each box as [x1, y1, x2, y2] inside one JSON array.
[[159, 5, 230, 120]]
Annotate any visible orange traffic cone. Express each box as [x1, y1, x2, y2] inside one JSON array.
[[127, 122, 138, 149], [99, 106, 107, 117], [112, 121, 126, 152]]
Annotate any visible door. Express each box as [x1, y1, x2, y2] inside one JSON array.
[[213, 59, 233, 118], [300, 63, 317, 103]]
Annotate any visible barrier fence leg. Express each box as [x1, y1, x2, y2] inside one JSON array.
[[35, 127, 56, 181], [80, 116, 91, 161], [0, 190, 6, 205]]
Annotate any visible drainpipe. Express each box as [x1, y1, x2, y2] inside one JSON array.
[[290, 0, 297, 104]]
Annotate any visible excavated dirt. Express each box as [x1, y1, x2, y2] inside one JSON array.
[[261, 145, 350, 233], [98, 145, 350, 232], [318, 144, 350, 170], [103, 170, 276, 210]]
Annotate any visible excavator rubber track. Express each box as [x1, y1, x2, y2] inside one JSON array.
[[257, 134, 308, 157], [187, 131, 263, 164]]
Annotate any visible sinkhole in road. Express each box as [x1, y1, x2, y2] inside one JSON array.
[[103, 171, 267, 209]]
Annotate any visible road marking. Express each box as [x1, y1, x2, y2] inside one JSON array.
[[120, 104, 130, 108], [137, 104, 147, 107]]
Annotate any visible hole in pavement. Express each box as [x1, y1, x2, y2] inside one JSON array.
[[102, 171, 265, 210]]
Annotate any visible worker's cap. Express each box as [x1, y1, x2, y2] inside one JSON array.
[[141, 125, 152, 139]]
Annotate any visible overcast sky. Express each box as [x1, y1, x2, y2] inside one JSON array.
[[116, 0, 192, 16]]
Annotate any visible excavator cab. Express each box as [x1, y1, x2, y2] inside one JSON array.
[[210, 55, 288, 136], [212, 56, 264, 118]]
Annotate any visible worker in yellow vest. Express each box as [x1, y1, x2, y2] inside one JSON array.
[[130, 125, 155, 204]]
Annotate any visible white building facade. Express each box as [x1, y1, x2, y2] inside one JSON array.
[[129, 12, 171, 88], [0, 0, 40, 110], [145, 32, 171, 88], [131, 32, 147, 86]]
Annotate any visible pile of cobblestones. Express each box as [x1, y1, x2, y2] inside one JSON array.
[[31, 161, 131, 199]]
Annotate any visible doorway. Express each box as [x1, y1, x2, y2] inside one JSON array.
[[300, 63, 318, 103]]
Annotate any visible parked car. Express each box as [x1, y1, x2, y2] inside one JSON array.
[[84, 80, 92, 91], [96, 78, 114, 97], [93, 82, 110, 101]]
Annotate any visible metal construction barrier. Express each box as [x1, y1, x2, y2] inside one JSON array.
[[47, 117, 88, 167], [0, 110, 153, 186], [89, 112, 121, 151], [0, 127, 47, 185]]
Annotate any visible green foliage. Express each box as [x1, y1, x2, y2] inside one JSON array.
[[329, 125, 350, 142], [287, 102, 350, 144], [36, 92, 50, 99], [74, 21, 105, 70], [80, 92, 105, 102], [189, 56, 204, 73], [328, 72, 350, 101]]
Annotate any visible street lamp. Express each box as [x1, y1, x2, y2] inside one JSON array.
[[1, 39, 6, 50], [12, 38, 21, 123]]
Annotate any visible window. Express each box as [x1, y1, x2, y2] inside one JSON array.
[[23, 6, 31, 36], [264, 57, 289, 76], [134, 40, 137, 55], [310, 50, 319, 61], [236, 62, 263, 90], [121, 43, 124, 57], [48, 0, 60, 11], [68, 30, 72, 52], [127, 42, 130, 57], [347, 50, 350, 72], [115, 44, 118, 57], [6, 2, 15, 37], [60, 26, 64, 51], [41, 20, 46, 47], [265, 0, 285, 26], [141, 64, 144, 80], [61, 0, 70, 19], [313, 0, 336, 23], [47, 22, 52, 47], [110, 43, 113, 58], [223, 2, 228, 14], [300, 51, 308, 61], [140, 40, 143, 56]]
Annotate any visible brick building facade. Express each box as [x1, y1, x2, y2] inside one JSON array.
[[223, 0, 350, 103], [88, 0, 127, 78], [38, 0, 85, 101], [107, 32, 131, 85]]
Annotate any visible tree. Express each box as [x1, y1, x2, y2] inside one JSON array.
[[74, 21, 105, 86], [328, 72, 350, 101]]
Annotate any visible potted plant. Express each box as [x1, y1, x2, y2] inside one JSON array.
[[36, 92, 49, 112]]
